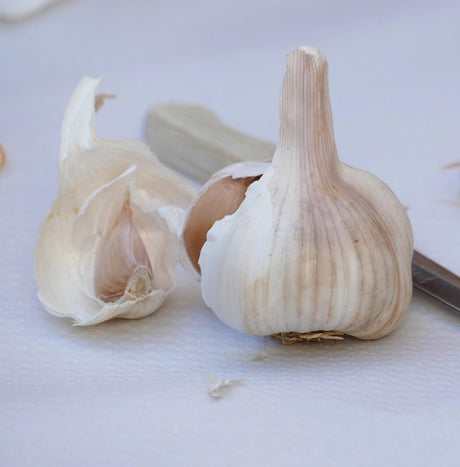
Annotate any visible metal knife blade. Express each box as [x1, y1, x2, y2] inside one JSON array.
[[412, 250, 460, 313]]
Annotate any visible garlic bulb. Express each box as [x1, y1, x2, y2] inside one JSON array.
[[184, 47, 413, 340], [35, 77, 196, 325]]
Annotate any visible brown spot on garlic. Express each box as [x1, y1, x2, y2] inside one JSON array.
[[183, 175, 261, 271]]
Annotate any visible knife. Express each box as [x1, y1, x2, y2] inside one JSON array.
[[412, 250, 460, 313]]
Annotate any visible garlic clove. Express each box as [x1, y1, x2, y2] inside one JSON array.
[[183, 47, 413, 340], [184, 161, 267, 271], [183, 176, 256, 272], [35, 77, 197, 325], [94, 206, 154, 304], [70, 166, 177, 325], [145, 103, 274, 183]]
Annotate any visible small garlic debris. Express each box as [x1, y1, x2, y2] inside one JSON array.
[[0, 143, 6, 171], [443, 161, 460, 170], [183, 47, 414, 340], [250, 351, 268, 362], [207, 372, 244, 399], [95, 93, 116, 112], [34, 77, 197, 325]]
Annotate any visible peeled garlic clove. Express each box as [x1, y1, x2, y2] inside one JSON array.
[[184, 161, 267, 271], [145, 104, 274, 183], [35, 77, 197, 325], [184, 47, 413, 340]]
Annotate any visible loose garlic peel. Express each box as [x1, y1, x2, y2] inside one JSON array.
[[184, 47, 413, 340], [35, 77, 197, 325]]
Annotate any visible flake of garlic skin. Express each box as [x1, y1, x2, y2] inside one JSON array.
[[34, 77, 197, 325], [207, 372, 244, 399], [443, 161, 460, 170], [0, 143, 6, 171], [249, 351, 268, 362], [184, 47, 413, 340]]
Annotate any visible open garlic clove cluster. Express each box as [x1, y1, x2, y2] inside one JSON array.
[[183, 47, 413, 340], [34, 77, 196, 325]]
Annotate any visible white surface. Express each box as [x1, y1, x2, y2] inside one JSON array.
[[0, 0, 66, 22], [1, 1, 459, 465]]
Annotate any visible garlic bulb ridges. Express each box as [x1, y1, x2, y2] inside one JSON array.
[[184, 47, 413, 340], [35, 77, 197, 325]]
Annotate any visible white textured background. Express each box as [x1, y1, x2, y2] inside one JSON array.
[[0, 1, 459, 465]]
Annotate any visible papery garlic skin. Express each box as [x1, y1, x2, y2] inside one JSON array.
[[35, 77, 197, 325], [187, 47, 413, 340]]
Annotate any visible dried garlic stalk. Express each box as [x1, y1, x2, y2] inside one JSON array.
[[145, 104, 274, 183]]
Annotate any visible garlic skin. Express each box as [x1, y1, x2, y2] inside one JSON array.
[[35, 77, 196, 325], [185, 47, 413, 340]]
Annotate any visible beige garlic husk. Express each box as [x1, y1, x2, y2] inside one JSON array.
[[34, 77, 196, 325], [183, 46, 413, 340]]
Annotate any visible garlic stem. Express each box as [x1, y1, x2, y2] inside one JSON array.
[[276, 47, 339, 183]]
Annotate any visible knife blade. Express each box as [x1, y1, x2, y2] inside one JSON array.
[[412, 250, 460, 313]]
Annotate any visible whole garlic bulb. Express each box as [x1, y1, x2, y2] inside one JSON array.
[[35, 77, 196, 325], [184, 47, 413, 340]]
